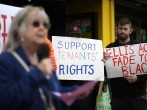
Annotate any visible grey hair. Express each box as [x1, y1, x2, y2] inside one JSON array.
[[3, 5, 51, 51]]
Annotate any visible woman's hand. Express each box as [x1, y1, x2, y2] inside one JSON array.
[[38, 58, 53, 77]]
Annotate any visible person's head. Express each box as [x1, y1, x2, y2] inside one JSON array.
[[67, 26, 82, 38], [4, 5, 51, 51], [116, 17, 133, 43]]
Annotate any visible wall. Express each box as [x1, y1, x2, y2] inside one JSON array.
[[67, 0, 102, 40], [67, 0, 115, 48]]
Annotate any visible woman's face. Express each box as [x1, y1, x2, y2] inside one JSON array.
[[22, 10, 49, 47]]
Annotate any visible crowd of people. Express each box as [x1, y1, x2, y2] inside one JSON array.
[[0, 5, 146, 110]]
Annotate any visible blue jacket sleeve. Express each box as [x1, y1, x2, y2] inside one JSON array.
[[49, 71, 78, 93], [0, 56, 48, 109]]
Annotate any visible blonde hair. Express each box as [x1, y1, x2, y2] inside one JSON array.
[[3, 5, 51, 51]]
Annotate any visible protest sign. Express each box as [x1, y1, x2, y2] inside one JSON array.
[[52, 36, 104, 81], [0, 4, 21, 52], [105, 43, 147, 78]]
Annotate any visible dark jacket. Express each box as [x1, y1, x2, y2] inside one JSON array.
[[106, 38, 147, 98], [0, 47, 75, 110]]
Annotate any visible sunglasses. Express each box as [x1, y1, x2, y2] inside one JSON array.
[[32, 20, 49, 29]]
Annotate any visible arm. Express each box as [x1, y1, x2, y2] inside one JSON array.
[[0, 57, 48, 109], [49, 71, 77, 93]]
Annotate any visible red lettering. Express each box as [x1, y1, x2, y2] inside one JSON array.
[[145, 54, 147, 62], [143, 44, 147, 52], [58, 51, 63, 59], [129, 45, 134, 54], [74, 52, 79, 59], [129, 55, 135, 64], [119, 47, 124, 56], [136, 64, 142, 74], [129, 65, 135, 75], [139, 54, 147, 62], [106, 48, 113, 58], [1, 15, 7, 44], [141, 62, 147, 73], [121, 66, 128, 76], [138, 44, 144, 54], [139, 54, 144, 62], [117, 57, 123, 66], [123, 56, 128, 65], [67, 52, 73, 59], [113, 48, 119, 57], [112, 57, 118, 67], [91, 52, 97, 61], [124, 45, 129, 55], [121, 62, 147, 76]]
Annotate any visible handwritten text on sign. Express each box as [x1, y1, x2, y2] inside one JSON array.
[[105, 43, 147, 78], [0, 4, 21, 53], [52, 36, 104, 81]]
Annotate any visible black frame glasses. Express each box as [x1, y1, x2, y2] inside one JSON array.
[[32, 20, 49, 29]]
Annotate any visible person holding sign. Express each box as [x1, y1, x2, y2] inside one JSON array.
[[60, 25, 97, 110], [103, 17, 147, 110]]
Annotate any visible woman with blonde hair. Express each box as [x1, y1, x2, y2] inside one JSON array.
[[0, 5, 56, 110]]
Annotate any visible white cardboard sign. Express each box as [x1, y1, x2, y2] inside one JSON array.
[[52, 36, 104, 81], [105, 43, 147, 78], [0, 4, 21, 52]]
